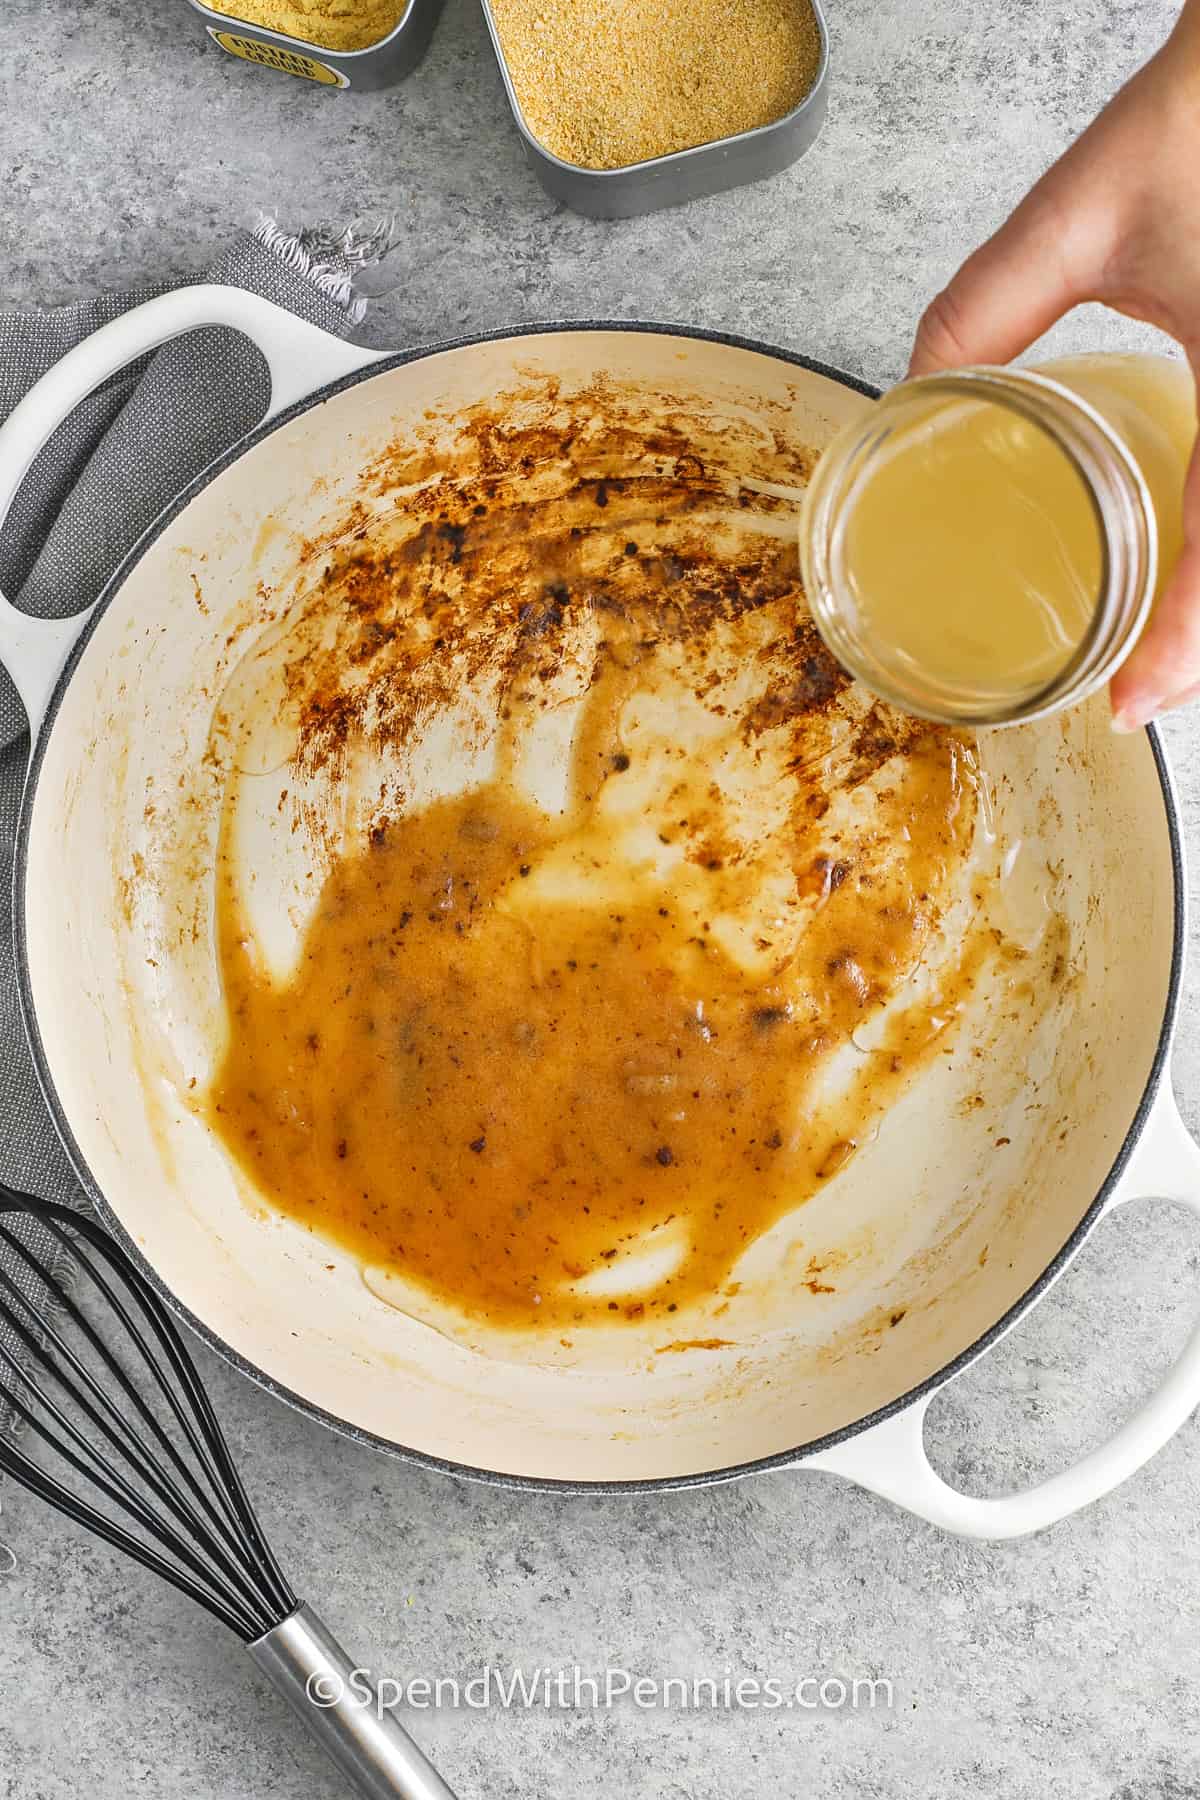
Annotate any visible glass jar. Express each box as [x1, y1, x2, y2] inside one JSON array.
[[800, 353, 1197, 726]]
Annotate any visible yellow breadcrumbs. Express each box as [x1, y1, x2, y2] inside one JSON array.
[[489, 0, 823, 170], [213, 0, 408, 51]]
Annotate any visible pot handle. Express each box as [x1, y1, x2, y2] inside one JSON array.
[[0, 283, 383, 737], [805, 1089, 1200, 1538]]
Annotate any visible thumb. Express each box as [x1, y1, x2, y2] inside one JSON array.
[[1110, 382, 1200, 728], [909, 184, 1092, 376]]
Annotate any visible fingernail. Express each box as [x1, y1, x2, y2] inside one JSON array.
[[1111, 699, 1159, 734]]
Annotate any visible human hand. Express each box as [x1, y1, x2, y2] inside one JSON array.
[[908, 1, 1200, 731]]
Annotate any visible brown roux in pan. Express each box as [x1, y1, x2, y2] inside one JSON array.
[[203, 393, 989, 1331]]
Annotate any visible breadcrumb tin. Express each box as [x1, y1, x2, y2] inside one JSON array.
[[184, 0, 445, 89], [479, 0, 830, 218]]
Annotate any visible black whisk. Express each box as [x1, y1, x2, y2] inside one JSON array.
[[0, 1188, 458, 1800]]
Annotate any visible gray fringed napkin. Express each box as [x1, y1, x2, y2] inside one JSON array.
[[0, 218, 391, 1479]]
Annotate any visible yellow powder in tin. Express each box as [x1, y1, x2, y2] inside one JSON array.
[[489, 0, 823, 170], [213, 0, 408, 51]]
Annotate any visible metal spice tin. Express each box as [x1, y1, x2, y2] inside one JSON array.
[[184, 0, 445, 89], [478, 0, 829, 218]]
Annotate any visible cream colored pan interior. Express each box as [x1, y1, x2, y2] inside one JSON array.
[[13, 326, 1179, 1486]]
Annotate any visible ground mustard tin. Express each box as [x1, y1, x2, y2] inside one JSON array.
[[185, 0, 445, 89]]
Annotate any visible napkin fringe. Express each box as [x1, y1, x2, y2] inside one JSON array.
[[253, 214, 398, 326]]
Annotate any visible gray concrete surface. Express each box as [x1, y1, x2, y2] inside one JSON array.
[[2, 1, 1200, 1795]]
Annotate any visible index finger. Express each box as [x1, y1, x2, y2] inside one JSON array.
[[1111, 395, 1200, 728], [908, 182, 1096, 376]]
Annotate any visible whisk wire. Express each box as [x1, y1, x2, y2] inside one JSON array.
[[0, 1192, 294, 1637], [0, 1410, 261, 1636], [0, 1232, 257, 1588], [0, 1188, 461, 1800], [72, 1221, 297, 1620], [0, 1297, 266, 1636], [30, 1209, 292, 1614], [0, 1374, 264, 1636]]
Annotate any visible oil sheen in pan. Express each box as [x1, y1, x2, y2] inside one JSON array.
[[198, 388, 1008, 1353]]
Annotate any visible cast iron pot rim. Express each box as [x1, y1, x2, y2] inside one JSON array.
[[11, 319, 1185, 1496]]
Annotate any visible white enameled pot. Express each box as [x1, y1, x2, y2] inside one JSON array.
[[2, 285, 1199, 1538]]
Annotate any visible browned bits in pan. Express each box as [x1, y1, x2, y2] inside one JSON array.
[[199, 373, 995, 1334]]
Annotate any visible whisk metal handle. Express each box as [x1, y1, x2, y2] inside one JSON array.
[[249, 1604, 459, 1800]]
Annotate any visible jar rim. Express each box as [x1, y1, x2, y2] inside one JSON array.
[[801, 365, 1158, 728]]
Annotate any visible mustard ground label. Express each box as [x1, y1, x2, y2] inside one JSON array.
[[207, 28, 350, 84]]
